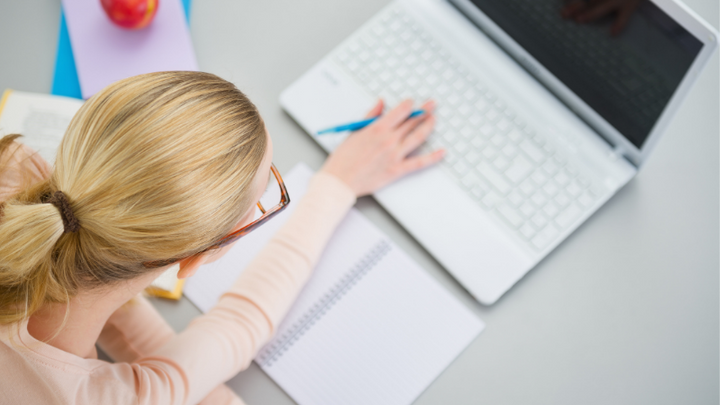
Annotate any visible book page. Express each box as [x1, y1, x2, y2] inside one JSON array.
[[0, 90, 83, 164]]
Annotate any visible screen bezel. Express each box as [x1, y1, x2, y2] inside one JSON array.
[[449, 0, 717, 167]]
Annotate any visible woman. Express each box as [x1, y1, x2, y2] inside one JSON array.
[[0, 72, 441, 404]]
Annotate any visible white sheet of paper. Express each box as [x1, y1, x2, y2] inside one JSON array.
[[0, 90, 83, 165]]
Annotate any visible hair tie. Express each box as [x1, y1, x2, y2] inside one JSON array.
[[46, 191, 80, 233]]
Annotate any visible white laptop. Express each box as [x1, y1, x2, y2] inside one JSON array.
[[280, 0, 717, 305]]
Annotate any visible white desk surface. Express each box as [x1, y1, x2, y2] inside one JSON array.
[[0, 1, 717, 404]]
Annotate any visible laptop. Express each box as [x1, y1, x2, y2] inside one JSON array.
[[280, 0, 717, 304]]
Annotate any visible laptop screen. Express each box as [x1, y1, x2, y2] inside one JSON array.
[[466, 0, 703, 149]]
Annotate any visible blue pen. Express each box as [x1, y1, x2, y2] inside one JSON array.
[[317, 110, 425, 135]]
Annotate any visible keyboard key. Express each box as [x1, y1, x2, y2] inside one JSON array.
[[453, 140, 470, 155], [504, 154, 533, 184], [502, 143, 517, 158], [520, 140, 546, 164], [554, 192, 570, 207], [530, 191, 547, 207], [553, 155, 567, 166], [577, 191, 595, 208], [479, 124, 495, 138], [438, 106, 453, 119], [554, 171, 570, 186], [531, 171, 548, 186], [508, 191, 523, 207], [482, 145, 498, 160], [542, 160, 559, 176], [443, 151, 458, 165], [519, 179, 536, 196], [477, 161, 511, 195], [508, 129, 523, 144], [542, 223, 560, 240], [531, 232, 551, 250], [576, 175, 590, 188], [442, 69, 455, 81], [531, 212, 548, 229], [555, 203, 583, 228], [461, 172, 481, 189], [458, 104, 472, 116], [485, 108, 500, 122], [464, 89, 478, 102], [481, 190, 502, 209], [468, 114, 483, 127], [497, 204, 523, 228], [519, 223, 536, 239], [519, 202, 535, 217], [493, 155, 510, 171], [566, 181, 582, 197], [496, 119, 511, 134], [542, 181, 559, 196], [542, 201, 560, 218], [464, 150, 481, 165], [531, 224, 559, 250], [442, 131, 458, 143], [490, 134, 506, 147], [475, 98, 490, 112], [453, 78, 467, 91], [470, 137, 486, 149]]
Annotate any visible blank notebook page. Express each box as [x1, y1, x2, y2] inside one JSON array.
[[185, 163, 484, 405]]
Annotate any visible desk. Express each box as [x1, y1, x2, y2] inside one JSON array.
[[0, 1, 717, 404]]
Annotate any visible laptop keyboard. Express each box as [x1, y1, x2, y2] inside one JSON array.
[[332, 7, 605, 251]]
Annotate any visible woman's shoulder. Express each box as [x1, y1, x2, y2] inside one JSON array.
[[0, 139, 51, 202]]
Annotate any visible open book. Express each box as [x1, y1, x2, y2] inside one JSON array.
[[185, 163, 484, 405], [0, 89, 183, 299]]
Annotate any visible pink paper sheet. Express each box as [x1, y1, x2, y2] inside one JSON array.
[[61, 0, 198, 99]]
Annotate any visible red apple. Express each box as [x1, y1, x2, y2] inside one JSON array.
[[100, 0, 159, 30]]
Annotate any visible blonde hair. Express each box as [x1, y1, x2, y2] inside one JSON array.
[[0, 72, 267, 325]]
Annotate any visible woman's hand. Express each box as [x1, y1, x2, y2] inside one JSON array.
[[320, 99, 444, 197]]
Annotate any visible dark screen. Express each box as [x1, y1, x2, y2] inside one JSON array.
[[466, 0, 702, 148]]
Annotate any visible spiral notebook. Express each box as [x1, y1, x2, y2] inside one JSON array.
[[184, 163, 484, 405]]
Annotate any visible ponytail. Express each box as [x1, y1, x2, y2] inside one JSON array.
[[0, 136, 69, 324], [0, 201, 66, 323]]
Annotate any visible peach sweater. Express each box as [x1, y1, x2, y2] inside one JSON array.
[[0, 142, 356, 405]]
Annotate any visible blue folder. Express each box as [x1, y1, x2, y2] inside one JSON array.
[[51, 0, 192, 99]]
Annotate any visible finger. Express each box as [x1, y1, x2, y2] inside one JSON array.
[[399, 149, 445, 174], [399, 115, 436, 157], [374, 99, 414, 131], [576, 0, 621, 23], [395, 100, 435, 137], [364, 99, 384, 119]]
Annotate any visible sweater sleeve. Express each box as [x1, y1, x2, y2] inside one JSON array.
[[148, 171, 356, 405], [96, 295, 176, 363]]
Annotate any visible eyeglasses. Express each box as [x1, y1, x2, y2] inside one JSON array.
[[143, 163, 290, 268]]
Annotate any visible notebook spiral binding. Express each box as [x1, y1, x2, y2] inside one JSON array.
[[256, 239, 392, 368]]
